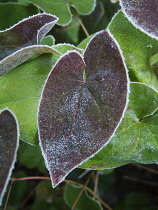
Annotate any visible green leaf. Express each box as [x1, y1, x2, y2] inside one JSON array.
[[0, 3, 39, 30], [80, 82, 158, 169], [120, 0, 158, 40], [64, 183, 102, 210], [40, 35, 55, 46], [38, 30, 129, 187], [108, 11, 158, 91], [0, 109, 19, 206], [150, 52, 158, 66], [0, 44, 81, 145], [27, 0, 96, 26], [0, 13, 59, 76], [17, 141, 47, 173]]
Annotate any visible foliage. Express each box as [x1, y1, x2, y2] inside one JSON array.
[[0, 0, 158, 209]]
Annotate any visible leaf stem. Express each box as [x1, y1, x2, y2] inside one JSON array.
[[71, 171, 94, 210], [65, 179, 113, 210]]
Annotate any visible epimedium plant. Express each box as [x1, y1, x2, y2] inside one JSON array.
[[0, 0, 158, 208]]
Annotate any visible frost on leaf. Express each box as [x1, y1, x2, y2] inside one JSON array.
[[120, 0, 158, 40], [0, 13, 59, 76], [0, 109, 19, 205], [38, 30, 129, 187]]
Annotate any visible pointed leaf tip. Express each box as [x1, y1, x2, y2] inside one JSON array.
[[0, 109, 19, 205], [120, 0, 158, 40], [38, 30, 129, 187]]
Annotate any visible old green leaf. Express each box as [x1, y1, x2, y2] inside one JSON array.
[[0, 109, 19, 206], [64, 183, 102, 210], [0, 13, 59, 76], [80, 82, 158, 169], [38, 30, 129, 187], [120, 0, 158, 40], [108, 11, 158, 91], [27, 0, 96, 26]]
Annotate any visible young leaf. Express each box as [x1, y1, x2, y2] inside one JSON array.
[[120, 0, 158, 40], [38, 30, 129, 187], [80, 82, 158, 169], [64, 183, 102, 210], [108, 11, 158, 91], [27, 0, 96, 26], [0, 109, 19, 205], [0, 13, 59, 76]]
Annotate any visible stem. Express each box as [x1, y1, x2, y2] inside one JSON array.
[[65, 179, 113, 210], [71, 171, 93, 210]]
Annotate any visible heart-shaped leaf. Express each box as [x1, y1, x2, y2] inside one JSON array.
[[0, 109, 19, 205], [27, 0, 96, 26], [120, 0, 158, 40], [0, 13, 60, 76], [38, 30, 129, 187]]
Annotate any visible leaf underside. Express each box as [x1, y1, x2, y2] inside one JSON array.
[[38, 30, 129, 187], [0, 109, 19, 205], [0, 13, 59, 76], [120, 0, 158, 40]]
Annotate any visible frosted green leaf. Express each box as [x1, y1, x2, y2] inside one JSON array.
[[27, 0, 96, 26], [108, 11, 158, 91]]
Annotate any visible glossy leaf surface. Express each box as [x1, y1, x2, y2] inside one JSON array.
[[27, 0, 96, 26], [0, 13, 59, 76], [109, 11, 158, 91], [38, 30, 129, 187], [0, 109, 19, 205], [120, 0, 158, 40], [80, 82, 158, 169]]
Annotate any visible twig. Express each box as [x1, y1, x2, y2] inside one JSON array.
[[65, 179, 113, 210], [93, 171, 99, 198], [132, 163, 158, 175], [4, 179, 14, 210], [71, 171, 94, 210]]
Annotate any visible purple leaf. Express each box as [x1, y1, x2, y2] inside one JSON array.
[[120, 0, 158, 39], [0, 109, 19, 205], [0, 13, 59, 76], [38, 30, 129, 187]]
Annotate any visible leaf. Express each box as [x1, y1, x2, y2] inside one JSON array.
[[0, 3, 39, 30], [27, 0, 96, 26], [108, 11, 158, 91], [80, 82, 158, 169], [0, 13, 59, 76], [0, 109, 19, 206], [64, 183, 102, 210], [120, 0, 158, 40], [0, 44, 81, 145], [38, 30, 129, 187]]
